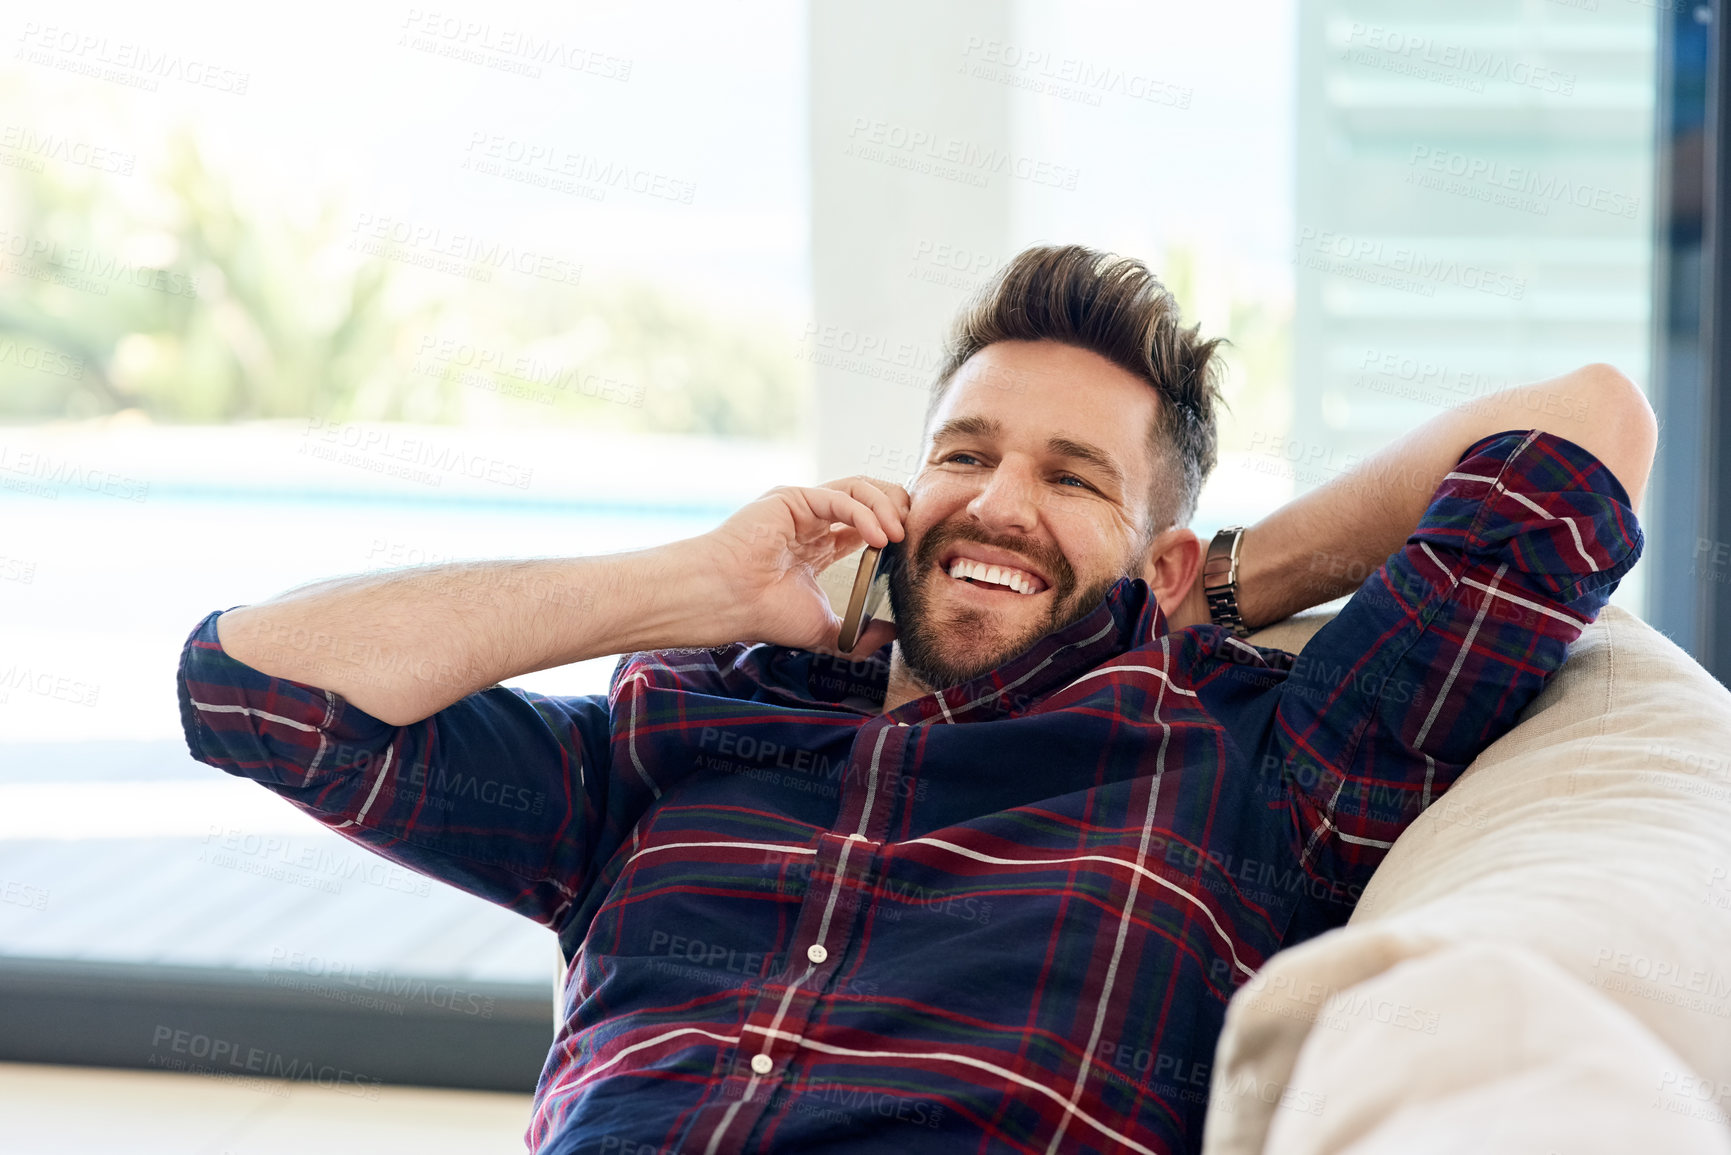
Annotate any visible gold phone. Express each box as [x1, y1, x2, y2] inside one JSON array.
[[836, 539, 896, 652]]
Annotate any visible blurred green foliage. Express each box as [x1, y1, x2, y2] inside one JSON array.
[[0, 124, 806, 439]]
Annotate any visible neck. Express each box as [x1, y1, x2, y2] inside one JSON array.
[[880, 645, 931, 715]]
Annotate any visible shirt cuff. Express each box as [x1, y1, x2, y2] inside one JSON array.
[[1444, 427, 1644, 607]]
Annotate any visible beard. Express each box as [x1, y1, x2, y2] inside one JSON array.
[[884, 521, 1129, 693]]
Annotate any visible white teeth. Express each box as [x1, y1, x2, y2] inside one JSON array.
[[946, 557, 1040, 595]]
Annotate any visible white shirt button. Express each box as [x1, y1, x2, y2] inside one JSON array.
[[749, 1053, 773, 1075], [806, 943, 829, 964]]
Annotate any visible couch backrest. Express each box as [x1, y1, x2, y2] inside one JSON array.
[[1203, 603, 1731, 1152]]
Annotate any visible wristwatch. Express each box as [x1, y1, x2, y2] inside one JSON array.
[[1202, 524, 1254, 639]]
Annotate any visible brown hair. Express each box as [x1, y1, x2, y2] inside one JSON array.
[[924, 244, 1228, 536]]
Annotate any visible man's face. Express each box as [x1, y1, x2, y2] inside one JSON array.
[[886, 339, 1162, 692]]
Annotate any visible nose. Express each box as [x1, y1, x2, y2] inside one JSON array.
[[963, 457, 1041, 536]]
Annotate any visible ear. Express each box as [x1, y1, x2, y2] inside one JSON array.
[[1140, 526, 1208, 630]]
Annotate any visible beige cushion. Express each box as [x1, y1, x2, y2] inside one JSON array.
[[1240, 606, 1339, 655], [1203, 604, 1731, 1154]]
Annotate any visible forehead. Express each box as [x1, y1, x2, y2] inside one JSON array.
[[927, 341, 1157, 486]]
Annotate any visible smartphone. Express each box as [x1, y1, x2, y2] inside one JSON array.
[[836, 538, 897, 652]]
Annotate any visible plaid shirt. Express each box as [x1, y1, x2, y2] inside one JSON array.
[[177, 428, 1642, 1155]]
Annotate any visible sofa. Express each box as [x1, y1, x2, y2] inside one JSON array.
[[1201, 603, 1731, 1154]]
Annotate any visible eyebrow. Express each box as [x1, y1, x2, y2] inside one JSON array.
[[929, 415, 1128, 492]]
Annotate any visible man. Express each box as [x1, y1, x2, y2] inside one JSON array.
[[177, 244, 1654, 1154]]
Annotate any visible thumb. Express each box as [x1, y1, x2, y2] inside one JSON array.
[[852, 616, 898, 657], [810, 613, 897, 662]]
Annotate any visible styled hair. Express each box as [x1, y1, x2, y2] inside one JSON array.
[[924, 244, 1228, 535]]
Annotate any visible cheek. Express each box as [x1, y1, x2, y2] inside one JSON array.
[[903, 498, 966, 549], [911, 475, 969, 510], [1055, 526, 1116, 571]]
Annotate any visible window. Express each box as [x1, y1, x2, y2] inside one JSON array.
[[0, 0, 1686, 1090]]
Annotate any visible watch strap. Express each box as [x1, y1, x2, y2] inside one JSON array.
[[1202, 525, 1254, 639]]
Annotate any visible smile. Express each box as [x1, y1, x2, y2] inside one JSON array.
[[941, 557, 1047, 597]]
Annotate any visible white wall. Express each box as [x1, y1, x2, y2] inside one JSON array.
[[808, 0, 1014, 487]]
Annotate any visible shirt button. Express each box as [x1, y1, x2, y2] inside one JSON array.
[[750, 1053, 774, 1075], [806, 943, 829, 964]]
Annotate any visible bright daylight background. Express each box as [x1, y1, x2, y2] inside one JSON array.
[[0, 0, 1657, 1146]]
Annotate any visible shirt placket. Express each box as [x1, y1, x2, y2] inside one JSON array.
[[688, 717, 907, 1155]]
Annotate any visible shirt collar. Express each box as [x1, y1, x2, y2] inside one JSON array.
[[888, 574, 1168, 723], [708, 575, 1169, 723]]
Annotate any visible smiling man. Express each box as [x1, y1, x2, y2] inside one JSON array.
[[178, 244, 1654, 1155], [884, 346, 1176, 708], [876, 250, 1223, 708]]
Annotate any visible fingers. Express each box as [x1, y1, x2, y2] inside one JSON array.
[[814, 476, 910, 543], [827, 523, 868, 560], [779, 477, 907, 550], [787, 486, 888, 549]]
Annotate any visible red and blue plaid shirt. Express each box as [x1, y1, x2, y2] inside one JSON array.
[[177, 428, 1642, 1154]]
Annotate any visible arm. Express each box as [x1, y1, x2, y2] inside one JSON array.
[[1257, 423, 1646, 931], [179, 618, 618, 926], [1171, 364, 1657, 631], [215, 479, 911, 727], [215, 547, 733, 727], [180, 475, 910, 925]]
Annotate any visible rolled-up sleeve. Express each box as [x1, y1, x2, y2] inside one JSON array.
[[1264, 428, 1645, 909], [176, 607, 613, 928]]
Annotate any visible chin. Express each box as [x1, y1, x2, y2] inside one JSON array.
[[898, 607, 1049, 691], [886, 540, 1106, 691]]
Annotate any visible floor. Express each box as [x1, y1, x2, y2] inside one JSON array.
[[0, 1061, 536, 1155]]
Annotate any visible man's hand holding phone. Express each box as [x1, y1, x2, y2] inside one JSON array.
[[694, 475, 909, 660]]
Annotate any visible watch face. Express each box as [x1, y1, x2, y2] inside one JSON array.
[[1203, 527, 1241, 591]]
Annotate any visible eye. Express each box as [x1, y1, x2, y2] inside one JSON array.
[[939, 453, 1096, 492]]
